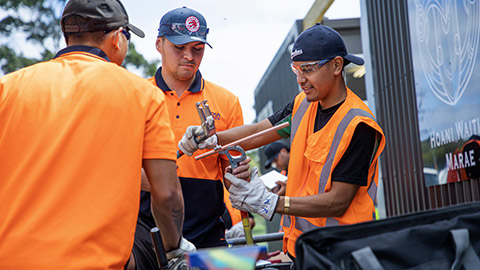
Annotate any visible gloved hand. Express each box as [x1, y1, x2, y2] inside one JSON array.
[[178, 125, 218, 156], [225, 167, 279, 221], [166, 237, 196, 260], [225, 221, 245, 239]]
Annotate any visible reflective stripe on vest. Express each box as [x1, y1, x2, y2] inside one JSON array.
[[368, 161, 378, 203], [290, 98, 310, 145], [285, 216, 340, 232], [283, 214, 291, 228], [318, 108, 376, 193]]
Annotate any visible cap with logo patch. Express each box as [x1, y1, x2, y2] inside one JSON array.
[[291, 23, 363, 66], [61, 0, 145, 38], [158, 6, 211, 48]]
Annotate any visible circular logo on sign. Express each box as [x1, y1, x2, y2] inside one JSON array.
[[414, 0, 480, 106], [185, 16, 200, 33]]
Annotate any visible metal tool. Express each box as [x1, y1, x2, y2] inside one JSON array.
[[177, 99, 216, 158], [219, 145, 247, 170], [150, 227, 189, 270], [219, 145, 254, 245], [195, 122, 290, 160], [227, 232, 284, 246], [150, 227, 169, 269]]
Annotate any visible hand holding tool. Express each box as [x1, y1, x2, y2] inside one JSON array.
[[225, 167, 279, 221], [219, 145, 254, 245], [177, 99, 216, 158]]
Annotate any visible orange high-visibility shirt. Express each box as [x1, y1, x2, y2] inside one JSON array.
[[147, 69, 244, 247], [0, 46, 176, 270]]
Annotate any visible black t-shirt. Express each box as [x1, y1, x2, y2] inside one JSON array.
[[268, 99, 376, 186]]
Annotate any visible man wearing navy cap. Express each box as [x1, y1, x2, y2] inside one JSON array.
[[264, 141, 290, 196], [264, 141, 290, 172], [180, 23, 386, 262], [133, 6, 245, 269]]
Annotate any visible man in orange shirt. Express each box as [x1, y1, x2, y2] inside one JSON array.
[[134, 7, 244, 268], [0, 0, 187, 269]]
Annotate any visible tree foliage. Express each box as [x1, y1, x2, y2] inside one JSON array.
[[0, 0, 158, 76], [125, 43, 159, 78]]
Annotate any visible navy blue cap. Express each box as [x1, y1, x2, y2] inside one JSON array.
[[158, 6, 211, 48], [291, 23, 363, 66], [264, 141, 289, 169]]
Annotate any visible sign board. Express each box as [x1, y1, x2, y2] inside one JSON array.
[[407, 0, 480, 186]]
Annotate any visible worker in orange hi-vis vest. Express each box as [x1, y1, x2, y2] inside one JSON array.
[[178, 24, 386, 267]]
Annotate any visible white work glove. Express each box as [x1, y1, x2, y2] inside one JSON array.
[[166, 237, 196, 260], [225, 167, 279, 221], [178, 125, 218, 156], [225, 221, 245, 239]]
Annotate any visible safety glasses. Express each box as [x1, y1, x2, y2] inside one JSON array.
[[105, 28, 131, 43], [291, 58, 331, 76], [121, 29, 131, 42]]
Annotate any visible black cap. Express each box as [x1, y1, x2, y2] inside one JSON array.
[[291, 23, 363, 66], [264, 141, 289, 169], [61, 0, 145, 38], [157, 6, 211, 48]]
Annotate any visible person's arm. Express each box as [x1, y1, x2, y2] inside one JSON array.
[[179, 100, 294, 154], [227, 123, 376, 219], [143, 159, 184, 251], [216, 99, 294, 150], [275, 181, 359, 217], [217, 118, 280, 151], [277, 123, 377, 217], [140, 168, 151, 191], [226, 169, 359, 220]]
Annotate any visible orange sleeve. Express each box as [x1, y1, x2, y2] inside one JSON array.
[[220, 96, 244, 161], [143, 86, 176, 160]]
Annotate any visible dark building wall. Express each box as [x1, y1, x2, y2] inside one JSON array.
[[253, 20, 303, 174], [364, 0, 480, 217], [254, 20, 303, 123]]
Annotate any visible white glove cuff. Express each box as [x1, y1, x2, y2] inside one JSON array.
[[258, 193, 279, 221]]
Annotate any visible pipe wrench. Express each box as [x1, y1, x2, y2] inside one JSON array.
[[220, 145, 254, 245], [177, 99, 216, 158]]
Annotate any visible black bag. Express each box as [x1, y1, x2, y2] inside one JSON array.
[[295, 202, 480, 270]]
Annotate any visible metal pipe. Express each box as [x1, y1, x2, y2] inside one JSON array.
[[227, 232, 284, 246], [195, 122, 290, 160]]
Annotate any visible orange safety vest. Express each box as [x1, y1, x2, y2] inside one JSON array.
[[282, 88, 385, 257]]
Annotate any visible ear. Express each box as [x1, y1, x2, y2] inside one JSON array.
[[110, 28, 122, 50], [332, 56, 344, 75], [155, 37, 163, 53]]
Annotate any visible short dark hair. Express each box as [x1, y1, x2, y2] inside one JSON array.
[[63, 15, 108, 45]]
